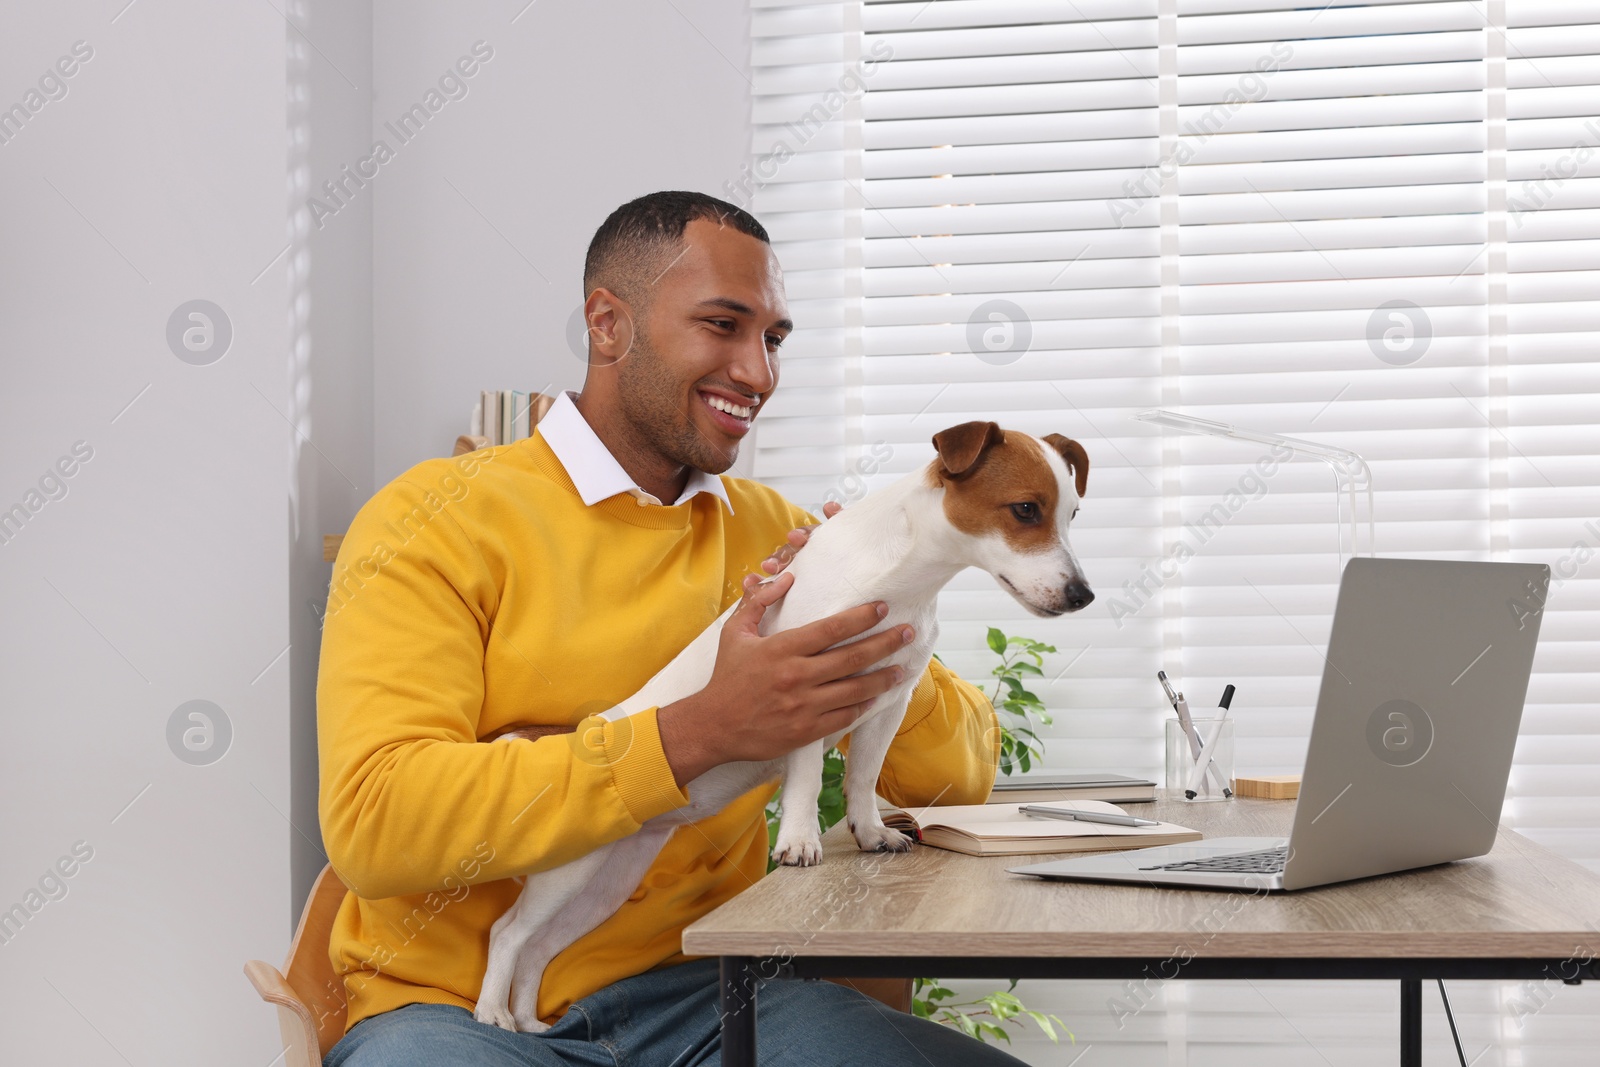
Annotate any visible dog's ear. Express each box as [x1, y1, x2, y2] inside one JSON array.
[[1043, 434, 1089, 498], [932, 421, 1004, 479]]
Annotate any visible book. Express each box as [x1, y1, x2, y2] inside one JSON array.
[[877, 799, 1200, 857], [480, 390, 499, 446], [512, 390, 530, 441], [987, 773, 1156, 805]]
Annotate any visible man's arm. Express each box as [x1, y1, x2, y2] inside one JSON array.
[[316, 474, 689, 901], [839, 655, 1000, 807]]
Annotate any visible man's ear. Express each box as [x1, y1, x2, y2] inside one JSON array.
[[584, 287, 634, 367], [931, 421, 1004, 479], [1043, 434, 1089, 498]]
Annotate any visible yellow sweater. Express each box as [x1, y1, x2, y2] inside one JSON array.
[[315, 430, 1001, 1033]]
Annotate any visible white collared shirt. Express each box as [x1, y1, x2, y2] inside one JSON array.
[[535, 389, 735, 515]]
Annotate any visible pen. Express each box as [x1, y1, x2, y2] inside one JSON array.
[[1160, 671, 1207, 765], [1157, 670, 1180, 707], [1019, 804, 1161, 828], [1184, 702, 1233, 799], [1183, 693, 1231, 796], [1159, 670, 1204, 760], [1215, 684, 1236, 797]]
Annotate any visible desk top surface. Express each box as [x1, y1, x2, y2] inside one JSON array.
[[682, 794, 1600, 959]]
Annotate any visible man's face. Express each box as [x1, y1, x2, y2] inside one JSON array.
[[610, 217, 791, 475]]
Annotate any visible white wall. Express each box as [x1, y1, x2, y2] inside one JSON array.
[[0, 2, 291, 1062], [1, 0, 759, 1061], [369, 0, 756, 484], [289, 0, 374, 932]]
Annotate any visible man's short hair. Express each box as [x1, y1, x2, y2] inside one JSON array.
[[583, 191, 769, 312]]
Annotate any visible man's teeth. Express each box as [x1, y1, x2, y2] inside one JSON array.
[[702, 393, 752, 420]]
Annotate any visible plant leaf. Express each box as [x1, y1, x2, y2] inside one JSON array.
[[1024, 1010, 1059, 1042], [979, 1022, 1012, 1044]]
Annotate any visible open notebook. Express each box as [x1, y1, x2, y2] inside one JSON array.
[[877, 799, 1201, 857]]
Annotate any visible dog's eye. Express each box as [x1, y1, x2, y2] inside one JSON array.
[[1072, 506, 1080, 520], [1010, 502, 1040, 524]]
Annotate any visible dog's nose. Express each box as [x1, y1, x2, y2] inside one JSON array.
[[1064, 582, 1094, 611]]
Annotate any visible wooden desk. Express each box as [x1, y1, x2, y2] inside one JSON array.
[[683, 794, 1600, 1067]]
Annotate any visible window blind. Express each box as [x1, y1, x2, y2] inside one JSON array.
[[1503, 0, 1600, 870], [748, 0, 1600, 877], [747, 1, 1599, 1061], [749, 0, 1169, 781]]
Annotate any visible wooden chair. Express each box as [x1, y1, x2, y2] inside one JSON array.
[[245, 863, 910, 1066]]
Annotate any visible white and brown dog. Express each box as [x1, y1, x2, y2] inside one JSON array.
[[476, 420, 1092, 1032]]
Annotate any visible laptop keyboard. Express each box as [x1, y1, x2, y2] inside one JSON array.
[[1140, 844, 1288, 874]]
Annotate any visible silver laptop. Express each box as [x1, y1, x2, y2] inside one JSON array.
[[1009, 557, 1550, 891]]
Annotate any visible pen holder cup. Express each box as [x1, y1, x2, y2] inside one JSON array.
[[1165, 717, 1234, 802]]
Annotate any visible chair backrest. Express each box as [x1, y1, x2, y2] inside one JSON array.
[[284, 863, 351, 1055]]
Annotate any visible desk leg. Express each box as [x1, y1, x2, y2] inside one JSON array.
[[1400, 979, 1422, 1067], [720, 956, 758, 1067]]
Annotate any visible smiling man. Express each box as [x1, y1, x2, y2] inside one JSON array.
[[316, 191, 1018, 1066]]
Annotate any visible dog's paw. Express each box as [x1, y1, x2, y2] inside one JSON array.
[[508, 966, 553, 1030], [771, 829, 823, 867], [849, 818, 914, 854], [510, 1007, 551, 1034], [475, 1003, 519, 1032]]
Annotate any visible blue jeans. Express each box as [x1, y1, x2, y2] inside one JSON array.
[[323, 959, 1028, 1066]]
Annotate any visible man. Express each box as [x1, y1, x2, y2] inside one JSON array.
[[317, 191, 1022, 1065]]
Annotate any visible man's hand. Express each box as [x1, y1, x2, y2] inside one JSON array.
[[741, 500, 841, 594], [658, 567, 913, 789]]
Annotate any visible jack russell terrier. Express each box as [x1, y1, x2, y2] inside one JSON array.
[[475, 420, 1092, 1032]]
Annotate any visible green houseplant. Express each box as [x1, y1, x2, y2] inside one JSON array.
[[765, 626, 1070, 1048]]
